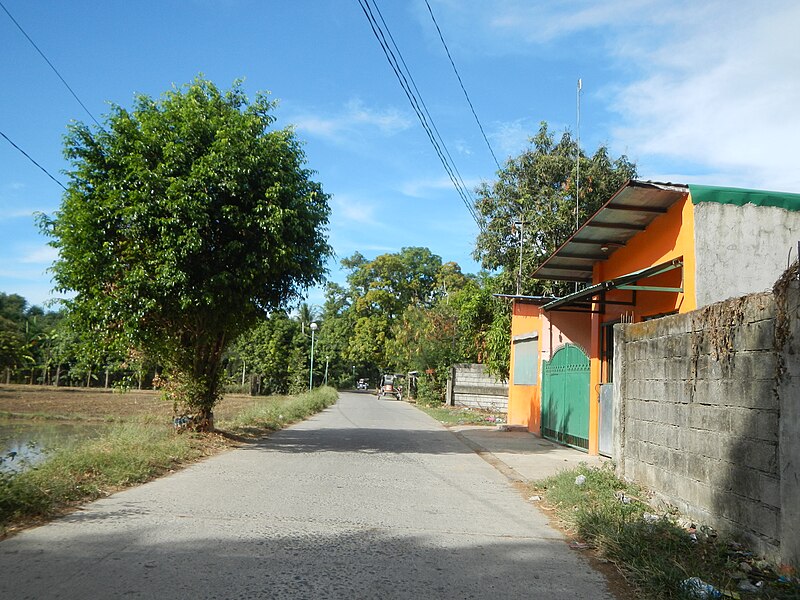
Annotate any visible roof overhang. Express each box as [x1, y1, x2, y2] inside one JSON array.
[[541, 258, 684, 312], [532, 180, 689, 282], [492, 294, 558, 305]]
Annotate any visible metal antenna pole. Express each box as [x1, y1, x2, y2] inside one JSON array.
[[517, 218, 524, 295], [576, 78, 582, 231]]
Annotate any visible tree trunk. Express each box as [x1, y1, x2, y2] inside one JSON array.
[[5, 367, 9, 384], [86, 368, 92, 388], [104, 368, 110, 389], [54, 364, 61, 387], [138, 370, 143, 390]]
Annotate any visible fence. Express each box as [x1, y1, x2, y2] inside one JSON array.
[[446, 363, 508, 413], [612, 264, 800, 566]]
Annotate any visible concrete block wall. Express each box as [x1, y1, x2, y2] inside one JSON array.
[[613, 288, 797, 564], [448, 363, 508, 413]]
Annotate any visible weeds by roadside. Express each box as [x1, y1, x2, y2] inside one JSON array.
[[531, 463, 799, 600], [0, 387, 338, 534], [219, 386, 338, 435], [417, 405, 505, 426]]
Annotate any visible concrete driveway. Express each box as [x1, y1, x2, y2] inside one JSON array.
[[0, 391, 615, 599]]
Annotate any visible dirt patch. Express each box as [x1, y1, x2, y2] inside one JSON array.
[[0, 384, 263, 422]]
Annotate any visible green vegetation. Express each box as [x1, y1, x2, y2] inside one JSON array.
[[40, 77, 331, 426], [0, 388, 337, 533], [417, 405, 505, 426], [532, 464, 800, 600], [473, 121, 637, 298], [220, 386, 337, 435]]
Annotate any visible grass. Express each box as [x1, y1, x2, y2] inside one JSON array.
[[0, 387, 338, 534], [531, 463, 800, 600], [417, 404, 506, 426], [219, 386, 338, 435]]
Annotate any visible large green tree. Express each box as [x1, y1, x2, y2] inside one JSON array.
[[474, 122, 637, 296], [42, 78, 331, 426]]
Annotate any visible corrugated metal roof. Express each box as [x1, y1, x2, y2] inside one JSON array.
[[532, 180, 688, 282], [540, 258, 683, 311]]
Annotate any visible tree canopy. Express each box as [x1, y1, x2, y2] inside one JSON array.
[[41, 78, 332, 423], [474, 122, 637, 295]]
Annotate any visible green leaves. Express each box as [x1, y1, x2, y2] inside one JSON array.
[[473, 121, 637, 296], [43, 77, 332, 414]]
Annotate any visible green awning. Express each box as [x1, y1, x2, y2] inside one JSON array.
[[689, 184, 800, 212]]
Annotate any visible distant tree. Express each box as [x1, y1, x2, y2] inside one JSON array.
[[41, 78, 332, 427], [0, 316, 24, 371], [474, 122, 637, 295]]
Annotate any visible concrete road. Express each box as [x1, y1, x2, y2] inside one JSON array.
[[0, 392, 615, 599]]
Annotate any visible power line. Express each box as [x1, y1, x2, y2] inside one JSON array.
[[356, 0, 481, 228], [423, 0, 501, 171], [359, 0, 477, 225], [0, 129, 67, 191], [369, 1, 479, 225], [0, 0, 103, 130]]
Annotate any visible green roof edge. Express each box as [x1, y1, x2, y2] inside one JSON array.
[[688, 183, 800, 212]]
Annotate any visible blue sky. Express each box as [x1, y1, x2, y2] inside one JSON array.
[[2, 0, 799, 310]]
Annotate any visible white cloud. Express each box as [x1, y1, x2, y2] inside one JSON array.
[[488, 119, 535, 159], [400, 175, 482, 198], [292, 99, 412, 141], [19, 245, 58, 264], [331, 194, 379, 226], [608, 1, 800, 190], [434, 0, 800, 191]]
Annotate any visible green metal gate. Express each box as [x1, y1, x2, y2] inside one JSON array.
[[541, 344, 590, 451]]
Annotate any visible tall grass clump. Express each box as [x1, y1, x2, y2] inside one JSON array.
[[0, 423, 202, 529], [221, 386, 337, 435], [532, 463, 799, 600]]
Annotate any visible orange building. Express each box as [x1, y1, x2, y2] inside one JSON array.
[[505, 180, 800, 455]]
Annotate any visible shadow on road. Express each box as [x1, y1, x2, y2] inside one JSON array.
[[0, 521, 615, 598]]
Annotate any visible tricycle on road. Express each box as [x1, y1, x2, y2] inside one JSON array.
[[377, 373, 402, 401]]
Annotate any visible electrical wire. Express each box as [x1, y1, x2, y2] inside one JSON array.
[[0, 0, 103, 130], [359, 0, 478, 225], [357, 0, 482, 228], [0, 129, 67, 191], [423, 0, 500, 171], [369, 1, 480, 226]]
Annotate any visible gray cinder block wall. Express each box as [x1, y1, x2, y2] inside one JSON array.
[[613, 272, 800, 567], [447, 363, 508, 413]]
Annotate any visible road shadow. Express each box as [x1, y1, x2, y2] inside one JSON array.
[[0, 521, 618, 599]]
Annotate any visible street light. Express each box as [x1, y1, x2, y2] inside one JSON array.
[[309, 322, 318, 391], [324, 356, 329, 386]]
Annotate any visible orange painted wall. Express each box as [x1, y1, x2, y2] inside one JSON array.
[[507, 301, 542, 432], [586, 194, 697, 454]]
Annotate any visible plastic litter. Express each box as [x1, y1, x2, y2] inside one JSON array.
[[737, 580, 762, 593], [574, 475, 586, 486], [681, 577, 722, 599], [528, 495, 542, 502], [642, 512, 660, 524], [568, 541, 590, 550]]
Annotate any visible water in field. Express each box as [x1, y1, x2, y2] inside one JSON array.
[[0, 420, 105, 472]]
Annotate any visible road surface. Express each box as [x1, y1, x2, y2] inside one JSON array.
[[0, 391, 615, 599]]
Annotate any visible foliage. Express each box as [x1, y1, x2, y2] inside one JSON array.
[[40, 78, 331, 421], [532, 464, 800, 600], [0, 293, 64, 373], [227, 311, 307, 395], [220, 386, 337, 435], [473, 122, 637, 296]]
